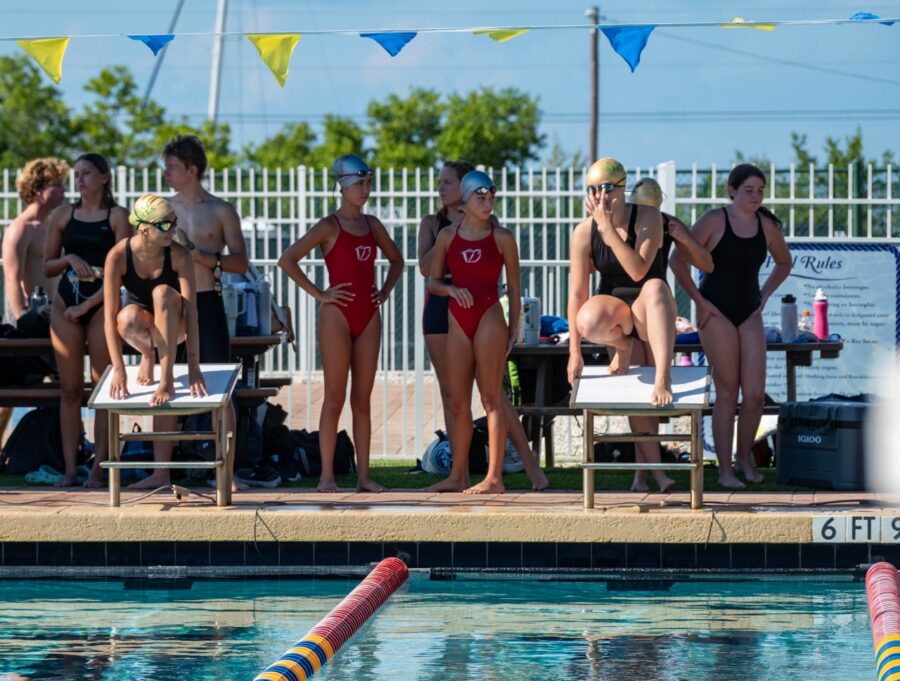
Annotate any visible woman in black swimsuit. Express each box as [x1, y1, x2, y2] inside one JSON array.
[[567, 157, 678, 493], [43, 153, 131, 487], [103, 194, 207, 489], [670, 164, 792, 488]]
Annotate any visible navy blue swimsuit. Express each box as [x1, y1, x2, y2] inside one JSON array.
[[698, 207, 767, 327], [122, 239, 181, 311], [591, 204, 667, 304], [56, 206, 117, 325], [422, 214, 453, 335]]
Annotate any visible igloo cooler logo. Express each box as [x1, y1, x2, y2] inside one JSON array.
[[797, 434, 823, 445]]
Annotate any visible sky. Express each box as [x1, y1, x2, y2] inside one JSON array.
[[1, 0, 898, 168]]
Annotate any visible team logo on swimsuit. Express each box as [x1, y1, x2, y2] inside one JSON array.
[[355, 245, 373, 261], [461, 248, 482, 264]]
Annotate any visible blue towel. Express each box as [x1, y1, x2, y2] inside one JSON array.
[[540, 315, 568, 336], [675, 331, 700, 344]]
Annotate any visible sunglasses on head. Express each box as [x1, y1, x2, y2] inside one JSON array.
[[587, 181, 625, 195], [139, 218, 177, 232], [474, 186, 497, 197]]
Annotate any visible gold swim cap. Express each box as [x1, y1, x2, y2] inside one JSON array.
[[631, 177, 664, 208], [586, 157, 627, 186], [129, 193, 173, 227]]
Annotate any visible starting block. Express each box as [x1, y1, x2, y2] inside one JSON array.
[[88, 363, 241, 507], [571, 365, 711, 510]]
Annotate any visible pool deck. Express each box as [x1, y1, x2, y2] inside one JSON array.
[[0, 487, 896, 545]]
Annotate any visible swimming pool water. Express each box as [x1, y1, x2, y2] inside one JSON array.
[[0, 575, 873, 680]]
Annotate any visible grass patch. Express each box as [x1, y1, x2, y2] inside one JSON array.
[[0, 460, 820, 493]]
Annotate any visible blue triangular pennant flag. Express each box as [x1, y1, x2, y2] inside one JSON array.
[[360, 32, 417, 57], [128, 34, 175, 56], [600, 26, 655, 72], [848, 11, 895, 26]]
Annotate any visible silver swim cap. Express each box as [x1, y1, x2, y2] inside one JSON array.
[[332, 154, 373, 189], [460, 170, 496, 203]]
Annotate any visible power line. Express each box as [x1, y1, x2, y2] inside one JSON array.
[[655, 29, 900, 87], [170, 108, 900, 124]]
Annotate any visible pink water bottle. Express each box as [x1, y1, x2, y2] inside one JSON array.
[[813, 288, 829, 340]]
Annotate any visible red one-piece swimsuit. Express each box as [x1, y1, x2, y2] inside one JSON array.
[[324, 214, 378, 339], [446, 223, 504, 340]]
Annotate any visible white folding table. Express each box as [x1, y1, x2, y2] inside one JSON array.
[[88, 363, 241, 507], [571, 365, 711, 510]]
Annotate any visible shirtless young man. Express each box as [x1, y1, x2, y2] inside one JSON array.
[[3, 157, 68, 329], [160, 134, 249, 492]]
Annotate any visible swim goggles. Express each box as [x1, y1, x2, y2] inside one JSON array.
[[473, 186, 497, 197], [338, 170, 373, 180], [586, 181, 625, 195], [138, 218, 178, 232]]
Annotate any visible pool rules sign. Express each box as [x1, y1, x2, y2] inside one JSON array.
[[813, 515, 900, 542]]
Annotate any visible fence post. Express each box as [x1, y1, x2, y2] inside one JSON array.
[[297, 166, 308, 374], [657, 160, 676, 215], [116, 166, 128, 207]]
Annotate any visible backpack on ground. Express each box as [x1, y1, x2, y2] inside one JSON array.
[[291, 429, 356, 477]]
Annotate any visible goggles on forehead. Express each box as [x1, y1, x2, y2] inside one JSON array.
[[586, 181, 625, 195], [339, 170, 373, 179], [474, 186, 497, 197], [139, 218, 177, 232]]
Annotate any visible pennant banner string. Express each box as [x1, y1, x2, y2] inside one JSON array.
[[0, 15, 897, 41]]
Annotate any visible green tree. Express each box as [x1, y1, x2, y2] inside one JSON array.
[[546, 136, 587, 169], [0, 55, 75, 167], [72, 66, 166, 166], [367, 88, 445, 169], [307, 115, 366, 169], [243, 122, 316, 168], [439, 87, 545, 169]]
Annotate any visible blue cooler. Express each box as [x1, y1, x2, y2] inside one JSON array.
[[775, 398, 868, 490]]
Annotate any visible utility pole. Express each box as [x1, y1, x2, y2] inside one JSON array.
[[208, 0, 229, 121], [142, 0, 186, 107], [586, 6, 599, 161]]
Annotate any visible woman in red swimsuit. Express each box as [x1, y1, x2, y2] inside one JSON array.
[[278, 155, 404, 492], [425, 171, 522, 494]]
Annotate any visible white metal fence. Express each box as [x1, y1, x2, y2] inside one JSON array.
[[2, 162, 898, 457]]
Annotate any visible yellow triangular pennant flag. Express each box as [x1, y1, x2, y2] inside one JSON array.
[[247, 33, 301, 87], [721, 17, 776, 31], [472, 29, 530, 43], [16, 37, 70, 84]]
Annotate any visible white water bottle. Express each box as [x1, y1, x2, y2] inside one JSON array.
[[780, 294, 798, 343], [256, 274, 272, 336]]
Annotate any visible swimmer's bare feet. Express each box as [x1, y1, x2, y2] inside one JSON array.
[[464, 477, 505, 495], [149, 381, 175, 407], [128, 470, 171, 489], [357, 478, 387, 493], [717, 469, 746, 489], [651, 378, 673, 407], [630, 478, 650, 493], [528, 468, 549, 491], [315, 478, 341, 493], [656, 475, 676, 494], [54, 474, 77, 487], [608, 338, 633, 375], [83, 469, 104, 488], [137, 353, 154, 385], [424, 475, 469, 493], [737, 460, 765, 484]]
